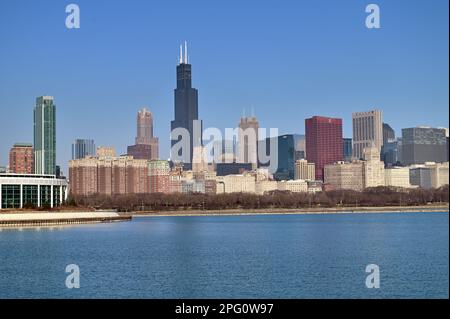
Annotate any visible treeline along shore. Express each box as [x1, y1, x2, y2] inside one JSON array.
[[66, 186, 449, 213]]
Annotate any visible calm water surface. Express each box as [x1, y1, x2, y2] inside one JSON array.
[[0, 212, 448, 298]]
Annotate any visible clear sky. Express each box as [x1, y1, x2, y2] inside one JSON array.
[[0, 0, 448, 174]]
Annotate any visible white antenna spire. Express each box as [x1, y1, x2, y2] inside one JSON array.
[[179, 44, 183, 64], [184, 41, 188, 64]]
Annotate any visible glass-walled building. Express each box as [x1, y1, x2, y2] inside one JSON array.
[[0, 174, 68, 209], [72, 139, 96, 160], [34, 96, 56, 175]]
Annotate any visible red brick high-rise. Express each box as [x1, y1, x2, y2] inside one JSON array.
[[305, 116, 343, 181], [9, 143, 33, 174], [127, 108, 159, 160]]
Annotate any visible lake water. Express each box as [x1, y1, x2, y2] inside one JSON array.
[[0, 212, 448, 298]]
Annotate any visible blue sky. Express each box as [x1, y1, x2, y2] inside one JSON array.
[[0, 0, 448, 173]]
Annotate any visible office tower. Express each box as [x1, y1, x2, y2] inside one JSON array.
[[343, 138, 353, 162], [136, 107, 153, 145], [401, 127, 447, 165], [363, 146, 385, 188], [237, 116, 259, 169], [276, 134, 295, 180], [128, 108, 159, 160], [381, 123, 397, 166], [352, 109, 383, 159], [34, 96, 56, 175], [9, 143, 33, 174], [259, 134, 298, 180], [382, 123, 395, 145], [72, 139, 96, 160], [171, 42, 201, 166], [294, 159, 315, 180], [294, 135, 306, 160], [305, 116, 343, 181]]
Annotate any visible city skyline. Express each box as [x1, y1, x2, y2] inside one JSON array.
[[0, 0, 449, 174]]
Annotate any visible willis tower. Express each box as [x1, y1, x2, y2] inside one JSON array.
[[171, 42, 202, 167]]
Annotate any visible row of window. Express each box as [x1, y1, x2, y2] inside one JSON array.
[[1, 185, 65, 209]]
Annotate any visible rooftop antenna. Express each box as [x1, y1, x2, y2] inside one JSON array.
[[242, 107, 246, 118], [184, 41, 188, 64], [251, 105, 255, 117], [179, 44, 183, 64]]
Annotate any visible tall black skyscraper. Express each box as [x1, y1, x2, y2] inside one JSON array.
[[171, 42, 201, 166]]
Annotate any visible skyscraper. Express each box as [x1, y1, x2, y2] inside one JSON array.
[[72, 139, 96, 160], [237, 116, 259, 169], [260, 134, 296, 180], [343, 138, 352, 162], [128, 108, 159, 160], [171, 42, 201, 166], [352, 109, 383, 159], [401, 127, 447, 165], [382, 123, 395, 145], [9, 143, 33, 174], [34, 96, 56, 175], [135, 108, 154, 145], [381, 123, 397, 166], [305, 116, 343, 181]]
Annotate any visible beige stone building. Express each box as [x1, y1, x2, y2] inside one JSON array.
[[385, 167, 411, 188], [294, 159, 315, 180], [216, 174, 256, 194], [255, 180, 278, 195], [324, 161, 364, 191], [352, 109, 383, 159], [363, 146, 385, 188], [277, 180, 308, 193], [425, 162, 449, 188]]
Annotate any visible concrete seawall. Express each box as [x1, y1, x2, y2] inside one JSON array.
[[0, 212, 132, 228]]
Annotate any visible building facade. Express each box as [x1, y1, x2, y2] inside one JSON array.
[[343, 138, 352, 162], [363, 146, 385, 188], [0, 174, 68, 209], [277, 180, 308, 193], [148, 160, 170, 193], [385, 167, 411, 188], [216, 174, 256, 194], [305, 116, 343, 181], [294, 159, 315, 181], [69, 154, 157, 196], [128, 108, 159, 160], [324, 161, 364, 191], [9, 143, 33, 174], [352, 109, 383, 160], [34, 96, 56, 175], [401, 127, 447, 165], [72, 139, 96, 160]]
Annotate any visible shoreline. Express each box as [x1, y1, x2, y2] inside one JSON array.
[[0, 212, 131, 228], [132, 204, 449, 217]]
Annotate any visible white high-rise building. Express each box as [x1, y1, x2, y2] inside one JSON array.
[[363, 146, 385, 188], [237, 116, 259, 169], [352, 109, 383, 160]]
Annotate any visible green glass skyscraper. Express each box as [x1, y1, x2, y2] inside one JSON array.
[[34, 96, 56, 175]]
